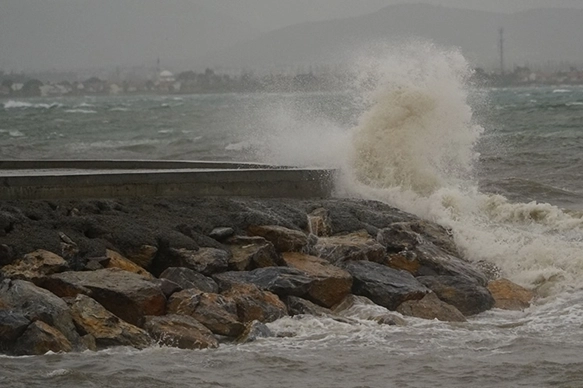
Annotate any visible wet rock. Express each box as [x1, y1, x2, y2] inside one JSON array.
[[314, 231, 386, 264], [373, 313, 407, 326], [70, 294, 151, 349], [247, 225, 308, 252], [397, 292, 467, 322], [159, 267, 218, 293], [144, 314, 219, 350], [487, 278, 534, 310], [0, 249, 68, 281], [340, 261, 429, 310], [222, 283, 287, 323], [418, 275, 495, 316], [168, 247, 229, 276], [0, 310, 30, 344], [125, 245, 158, 269], [285, 296, 333, 317], [307, 208, 332, 237], [167, 289, 244, 337], [158, 278, 182, 298], [13, 321, 73, 355], [38, 268, 166, 327], [214, 267, 313, 297], [105, 249, 154, 279], [226, 236, 283, 271], [209, 227, 235, 242], [282, 252, 352, 308], [236, 320, 274, 344], [332, 294, 405, 325]]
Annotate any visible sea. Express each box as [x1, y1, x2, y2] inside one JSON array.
[[1, 46, 583, 387]]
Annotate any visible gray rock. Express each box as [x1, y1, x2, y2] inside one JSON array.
[[214, 267, 313, 297], [285, 296, 332, 317], [397, 292, 467, 322], [236, 320, 274, 344], [169, 247, 230, 276], [145, 314, 219, 350], [13, 321, 73, 355], [209, 227, 235, 242], [160, 267, 218, 293], [0, 310, 30, 344], [247, 225, 309, 252], [226, 236, 284, 271]]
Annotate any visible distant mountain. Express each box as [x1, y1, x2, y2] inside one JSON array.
[[207, 4, 583, 70]]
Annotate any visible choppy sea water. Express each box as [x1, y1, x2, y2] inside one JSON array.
[[2, 47, 583, 387]]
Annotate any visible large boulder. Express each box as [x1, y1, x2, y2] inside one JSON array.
[[222, 283, 288, 323], [105, 249, 154, 279], [69, 294, 151, 349], [0, 250, 68, 281], [487, 279, 534, 310], [397, 292, 467, 322], [125, 245, 158, 269], [0, 310, 30, 346], [340, 261, 429, 310], [236, 320, 274, 344], [166, 248, 229, 276], [144, 314, 219, 350], [167, 289, 244, 337], [213, 267, 313, 298], [284, 296, 333, 317], [314, 231, 386, 264], [37, 268, 166, 326], [247, 225, 309, 252], [418, 276, 495, 316], [282, 252, 352, 308], [159, 267, 218, 293], [332, 294, 406, 326], [13, 321, 73, 355], [226, 236, 283, 271]]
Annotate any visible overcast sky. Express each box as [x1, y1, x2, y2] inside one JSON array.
[[1, 0, 583, 72]]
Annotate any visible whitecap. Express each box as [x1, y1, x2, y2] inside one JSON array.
[[225, 140, 253, 151], [64, 109, 97, 114], [552, 89, 571, 93]]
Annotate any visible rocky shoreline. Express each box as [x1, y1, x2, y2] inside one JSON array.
[[0, 197, 534, 355]]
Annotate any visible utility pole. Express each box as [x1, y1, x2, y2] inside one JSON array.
[[498, 28, 505, 75]]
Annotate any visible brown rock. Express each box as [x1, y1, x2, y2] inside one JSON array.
[[418, 276, 495, 316], [314, 231, 386, 264], [227, 236, 283, 270], [248, 225, 308, 252], [38, 268, 166, 327], [284, 296, 333, 317], [144, 314, 219, 350], [236, 320, 274, 344], [105, 249, 154, 279], [282, 252, 352, 308], [307, 208, 332, 237], [13, 321, 72, 355], [222, 283, 287, 323], [125, 245, 158, 269], [0, 250, 68, 281], [488, 279, 534, 310], [397, 292, 467, 322], [159, 267, 218, 293], [167, 289, 244, 337], [70, 294, 151, 349], [169, 248, 229, 276]]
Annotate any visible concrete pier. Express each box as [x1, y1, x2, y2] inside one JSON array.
[[0, 160, 336, 200]]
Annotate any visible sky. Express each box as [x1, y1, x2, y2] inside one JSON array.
[[1, 0, 582, 72]]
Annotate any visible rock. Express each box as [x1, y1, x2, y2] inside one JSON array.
[[158, 278, 182, 298], [85, 256, 110, 271], [214, 267, 313, 297], [307, 208, 332, 237], [59, 232, 79, 259], [0, 279, 80, 345], [0, 244, 15, 266], [332, 295, 405, 325], [314, 231, 386, 264], [373, 314, 407, 326], [168, 248, 229, 276], [340, 261, 429, 310], [13, 321, 73, 355], [222, 283, 287, 323], [70, 294, 151, 349], [418, 276, 495, 316], [0, 310, 30, 344], [236, 321, 274, 344], [125, 245, 158, 269], [159, 267, 218, 293], [247, 225, 308, 252], [282, 252, 352, 308], [397, 292, 467, 322], [209, 227, 235, 242], [80, 334, 97, 351], [167, 289, 244, 337], [284, 296, 333, 317], [487, 279, 534, 310], [0, 249, 68, 281], [144, 314, 219, 350], [105, 249, 154, 279], [226, 236, 283, 271], [38, 268, 166, 327]]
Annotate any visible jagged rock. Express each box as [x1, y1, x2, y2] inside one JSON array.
[[0, 249, 68, 281], [0, 310, 30, 345], [314, 231, 386, 264], [209, 227, 235, 242], [159, 267, 218, 293], [105, 249, 154, 279], [236, 320, 274, 344], [214, 267, 313, 297], [38, 268, 166, 326], [285, 296, 333, 317], [144, 314, 219, 350], [487, 278, 534, 310], [13, 321, 73, 355], [247, 225, 308, 252], [85, 256, 110, 271], [167, 289, 244, 337], [168, 248, 229, 276], [222, 283, 287, 323], [307, 208, 332, 237], [282, 252, 352, 308], [340, 261, 429, 310], [397, 292, 467, 322], [226, 236, 283, 271], [418, 276, 495, 316], [0, 279, 80, 345], [125, 245, 158, 269], [70, 294, 151, 349]]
